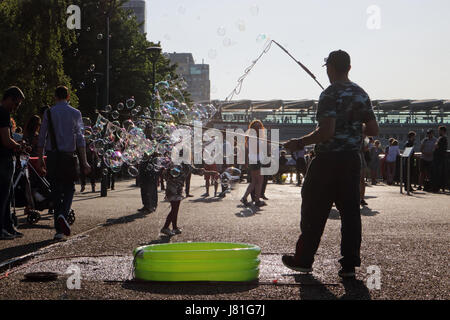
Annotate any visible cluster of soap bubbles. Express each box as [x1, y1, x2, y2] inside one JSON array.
[[81, 79, 236, 184]]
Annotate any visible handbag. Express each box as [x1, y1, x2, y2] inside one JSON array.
[[46, 109, 79, 182]]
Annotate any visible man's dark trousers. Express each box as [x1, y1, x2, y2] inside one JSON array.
[[0, 156, 15, 232], [51, 180, 75, 232], [139, 161, 158, 209], [46, 153, 76, 233], [294, 151, 362, 269], [185, 172, 192, 195]]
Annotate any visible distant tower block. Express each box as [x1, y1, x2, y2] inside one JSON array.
[[167, 53, 211, 103], [122, 0, 146, 34]]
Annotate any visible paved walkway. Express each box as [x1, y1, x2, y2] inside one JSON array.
[[0, 177, 448, 300]]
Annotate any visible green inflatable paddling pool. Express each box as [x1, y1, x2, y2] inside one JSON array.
[[133, 242, 261, 282]]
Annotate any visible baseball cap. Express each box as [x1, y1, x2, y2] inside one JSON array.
[[323, 50, 351, 72]]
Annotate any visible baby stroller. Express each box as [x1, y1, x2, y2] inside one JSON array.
[[12, 154, 75, 225]]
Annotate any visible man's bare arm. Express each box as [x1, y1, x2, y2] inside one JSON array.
[[0, 127, 20, 150], [363, 119, 379, 137], [285, 118, 336, 151]]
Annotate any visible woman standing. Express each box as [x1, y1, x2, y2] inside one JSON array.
[[241, 120, 266, 207], [23, 115, 41, 156], [369, 140, 383, 185], [386, 140, 400, 185]]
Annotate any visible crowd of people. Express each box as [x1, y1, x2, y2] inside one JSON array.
[[359, 128, 448, 193]]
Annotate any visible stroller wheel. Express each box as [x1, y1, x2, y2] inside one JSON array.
[[27, 211, 41, 225], [67, 210, 75, 225]]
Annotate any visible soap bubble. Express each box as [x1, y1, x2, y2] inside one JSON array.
[[104, 150, 124, 171], [117, 102, 125, 111], [170, 165, 183, 178], [217, 26, 226, 36], [122, 119, 134, 131], [250, 5, 259, 16], [236, 20, 246, 32], [97, 33, 103, 40], [223, 38, 232, 47], [111, 110, 120, 119], [126, 98, 135, 109], [83, 117, 92, 128], [127, 165, 139, 177], [208, 49, 217, 59], [256, 33, 268, 43], [104, 104, 112, 113]]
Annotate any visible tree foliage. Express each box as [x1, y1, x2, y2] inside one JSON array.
[[0, 0, 184, 126]]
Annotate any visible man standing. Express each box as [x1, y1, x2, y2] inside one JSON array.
[[0, 87, 25, 240], [403, 131, 416, 191], [432, 126, 448, 193], [37, 86, 91, 241], [418, 129, 437, 191], [283, 50, 379, 278], [292, 147, 307, 186]]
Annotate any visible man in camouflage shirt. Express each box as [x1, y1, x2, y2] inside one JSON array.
[[283, 50, 379, 278]]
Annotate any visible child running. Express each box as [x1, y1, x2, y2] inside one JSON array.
[[161, 163, 218, 236], [202, 163, 218, 197]]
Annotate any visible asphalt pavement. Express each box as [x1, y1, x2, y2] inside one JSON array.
[[0, 176, 448, 300]]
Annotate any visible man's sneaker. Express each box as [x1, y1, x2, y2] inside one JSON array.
[[338, 267, 356, 278], [255, 200, 267, 207], [8, 228, 24, 238], [172, 228, 182, 235], [53, 233, 65, 241], [360, 199, 368, 206], [201, 193, 210, 197], [138, 207, 152, 213], [57, 215, 71, 236], [185, 194, 193, 197], [160, 228, 175, 236], [240, 198, 249, 206], [0, 229, 15, 240], [281, 255, 313, 273]]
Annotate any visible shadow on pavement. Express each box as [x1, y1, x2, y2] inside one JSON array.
[[188, 197, 223, 203], [235, 206, 261, 218], [294, 274, 372, 300], [340, 278, 372, 300], [294, 274, 338, 300], [103, 211, 151, 227], [0, 239, 54, 264], [360, 207, 380, 217], [139, 236, 171, 246], [328, 209, 340, 220], [330, 207, 380, 218], [122, 280, 259, 295]]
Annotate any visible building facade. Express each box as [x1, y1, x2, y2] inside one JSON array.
[[122, 0, 146, 34], [167, 53, 210, 103]]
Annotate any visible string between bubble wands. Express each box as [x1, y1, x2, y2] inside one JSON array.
[[224, 39, 325, 102]]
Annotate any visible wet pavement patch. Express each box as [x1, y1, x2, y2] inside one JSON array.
[[16, 254, 342, 286]]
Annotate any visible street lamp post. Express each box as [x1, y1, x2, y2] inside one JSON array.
[[106, 14, 110, 107], [146, 46, 162, 117]]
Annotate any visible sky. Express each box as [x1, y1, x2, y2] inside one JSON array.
[[145, 0, 450, 101]]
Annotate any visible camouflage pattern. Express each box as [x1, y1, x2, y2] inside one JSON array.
[[315, 81, 375, 154]]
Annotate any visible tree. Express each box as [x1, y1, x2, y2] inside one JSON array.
[[0, 0, 77, 125], [63, 0, 184, 121]]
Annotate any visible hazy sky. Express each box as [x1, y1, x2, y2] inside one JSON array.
[[145, 0, 450, 101]]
